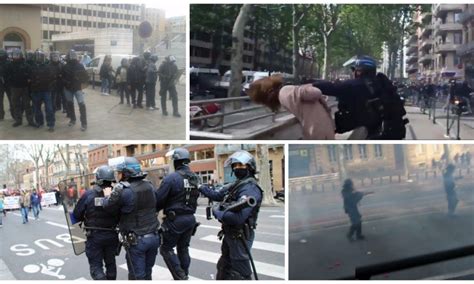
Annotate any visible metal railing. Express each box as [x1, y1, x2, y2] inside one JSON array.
[[190, 96, 292, 138]]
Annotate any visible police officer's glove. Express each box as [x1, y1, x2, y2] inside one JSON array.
[[212, 205, 225, 221]]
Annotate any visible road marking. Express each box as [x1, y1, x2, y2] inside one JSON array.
[[200, 235, 285, 253], [270, 215, 285, 218], [195, 214, 207, 218], [260, 209, 283, 213], [74, 277, 88, 281], [45, 221, 68, 229], [199, 224, 221, 230], [198, 224, 283, 237], [424, 268, 474, 280], [119, 264, 202, 280], [189, 248, 285, 279]]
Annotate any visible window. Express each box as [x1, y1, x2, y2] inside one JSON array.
[[344, 145, 353, 161], [93, 10, 96, 17], [43, 31, 49, 39], [78, 8, 82, 15], [374, 145, 383, 158], [49, 18, 55, 24], [42, 17, 48, 24], [454, 12, 461, 23], [61, 6, 65, 13], [61, 19, 66, 25], [454, 32, 463, 44], [98, 11, 105, 18], [454, 55, 460, 66], [327, 145, 337, 162], [98, 22, 105, 28], [111, 40, 117, 46], [358, 144, 367, 159]]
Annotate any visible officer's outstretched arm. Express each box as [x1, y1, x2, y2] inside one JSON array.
[[72, 192, 88, 222], [216, 186, 262, 225], [155, 176, 173, 211], [102, 184, 124, 212], [199, 184, 226, 202]]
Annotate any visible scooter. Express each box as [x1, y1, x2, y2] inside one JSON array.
[[190, 102, 223, 130]]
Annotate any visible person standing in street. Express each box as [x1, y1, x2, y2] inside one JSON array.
[[5, 48, 36, 128], [30, 49, 56, 132], [199, 150, 263, 280], [156, 148, 200, 280], [145, 55, 159, 111], [102, 157, 161, 280], [443, 164, 460, 217], [158, 56, 180, 117], [0, 48, 13, 121], [19, 190, 31, 224], [100, 56, 113, 96], [49, 51, 66, 114], [30, 190, 41, 220], [61, 49, 89, 131], [73, 165, 120, 280], [116, 58, 130, 105], [127, 57, 145, 109], [341, 179, 373, 242]]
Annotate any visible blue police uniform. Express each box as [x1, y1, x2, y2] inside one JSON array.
[[73, 186, 119, 280], [156, 165, 200, 280], [200, 177, 263, 280], [103, 178, 160, 280]]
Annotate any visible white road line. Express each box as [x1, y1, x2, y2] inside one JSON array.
[[424, 268, 474, 280], [74, 277, 88, 281], [199, 224, 221, 230], [197, 224, 283, 237], [189, 248, 285, 279], [195, 214, 207, 218], [269, 215, 285, 218], [46, 221, 69, 229], [119, 263, 202, 280], [200, 235, 285, 254]]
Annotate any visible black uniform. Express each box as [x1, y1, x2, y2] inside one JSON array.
[[155, 165, 200, 280], [158, 60, 179, 115], [5, 59, 35, 126], [73, 185, 120, 280], [49, 60, 66, 112], [0, 57, 13, 120], [61, 61, 88, 127]]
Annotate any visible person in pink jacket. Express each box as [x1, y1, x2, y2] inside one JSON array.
[[247, 75, 335, 139]]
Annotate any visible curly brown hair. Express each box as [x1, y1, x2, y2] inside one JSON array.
[[247, 75, 284, 112]]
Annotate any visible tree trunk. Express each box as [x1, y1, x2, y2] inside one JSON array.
[[322, 34, 329, 80], [337, 145, 347, 181], [228, 4, 253, 110], [256, 144, 277, 206], [292, 5, 300, 84]]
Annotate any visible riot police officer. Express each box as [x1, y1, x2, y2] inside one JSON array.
[[73, 165, 120, 280], [156, 148, 200, 280], [341, 179, 373, 241], [49, 51, 66, 113], [5, 48, 36, 127], [199, 150, 263, 280], [313, 55, 408, 139], [158, 56, 180, 117], [443, 164, 459, 217], [145, 55, 159, 110], [0, 48, 13, 120], [30, 49, 55, 132], [102, 157, 160, 280]]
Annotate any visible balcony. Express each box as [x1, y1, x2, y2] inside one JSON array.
[[421, 24, 433, 37], [459, 5, 474, 24], [406, 44, 418, 55], [434, 22, 463, 36], [435, 42, 461, 53], [406, 55, 418, 65], [420, 39, 434, 51], [457, 41, 474, 57], [434, 4, 464, 18], [406, 64, 418, 74], [418, 54, 434, 64]]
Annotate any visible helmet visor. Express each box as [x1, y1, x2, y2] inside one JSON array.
[[224, 151, 254, 168]]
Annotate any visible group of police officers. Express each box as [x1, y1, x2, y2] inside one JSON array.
[[0, 48, 89, 132], [71, 148, 263, 280]]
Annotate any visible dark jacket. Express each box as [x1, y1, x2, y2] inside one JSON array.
[[158, 61, 178, 83], [5, 60, 31, 88], [100, 63, 113, 80], [61, 61, 88, 92], [30, 63, 54, 92]]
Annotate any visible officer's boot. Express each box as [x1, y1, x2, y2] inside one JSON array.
[[67, 101, 76, 126], [79, 103, 87, 131], [160, 248, 188, 280], [161, 93, 168, 116], [216, 256, 229, 280]]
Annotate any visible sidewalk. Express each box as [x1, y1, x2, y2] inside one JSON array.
[[0, 84, 186, 140]]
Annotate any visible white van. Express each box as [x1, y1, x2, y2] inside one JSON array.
[[86, 54, 137, 84], [220, 70, 256, 89]]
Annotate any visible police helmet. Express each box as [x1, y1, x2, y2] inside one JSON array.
[[167, 55, 176, 63], [351, 55, 377, 72], [34, 49, 47, 63], [95, 165, 115, 185], [50, 51, 60, 63], [26, 50, 35, 61], [11, 48, 23, 60], [143, 50, 151, 60], [150, 55, 158, 63], [114, 157, 142, 178], [224, 150, 256, 172], [120, 58, 129, 66], [167, 148, 190, 162], [66, 49, 78, 61]]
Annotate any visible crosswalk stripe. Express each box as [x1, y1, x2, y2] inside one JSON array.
[[195, 214, 207, 218], [46, 221, 69, 229], [197, 224, 283, 237], [269, 215, 285, 218], [118, 263, 202, 280], [200, 235, 285, 254], [188, 248, 285, 279]]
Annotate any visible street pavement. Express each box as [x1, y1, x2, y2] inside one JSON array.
[[0, 201, 285, 280], [289, 181, 474, 280], [0, 83, 186, 140]]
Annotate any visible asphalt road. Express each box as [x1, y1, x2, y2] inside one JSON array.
[[0, 203, 284, 280]]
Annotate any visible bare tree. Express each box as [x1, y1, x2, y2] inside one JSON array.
[[228, 4, 253, 109], [39, 145, 55, 190], [256, 144, 277, 206], [22, 144, 43, 190], [292, 4, 307, 83], [73, 145, 90, 187], [56, 144, 71, 181], [319, 4, 341, 80]]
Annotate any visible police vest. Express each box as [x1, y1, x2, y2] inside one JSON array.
[[84, 186, 120, 229], [222, 177, 263, 229], [164, 170, 200, 215], [119, 180, 159, 236]]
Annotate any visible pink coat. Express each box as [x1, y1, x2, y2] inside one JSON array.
[[278, 84, 335, 139]]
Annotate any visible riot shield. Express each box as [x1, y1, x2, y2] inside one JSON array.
[[61, 201, 87, 255]]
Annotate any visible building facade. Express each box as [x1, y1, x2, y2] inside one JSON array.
[[0, 4, 42, 51], [458, 4, 474, 86]]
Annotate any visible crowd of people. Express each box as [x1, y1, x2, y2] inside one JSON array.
[[0, 48, 182, 134], [98, 52, 181, 116]]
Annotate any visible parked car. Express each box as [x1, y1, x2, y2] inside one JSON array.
[[86, 54, 137, 86]]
